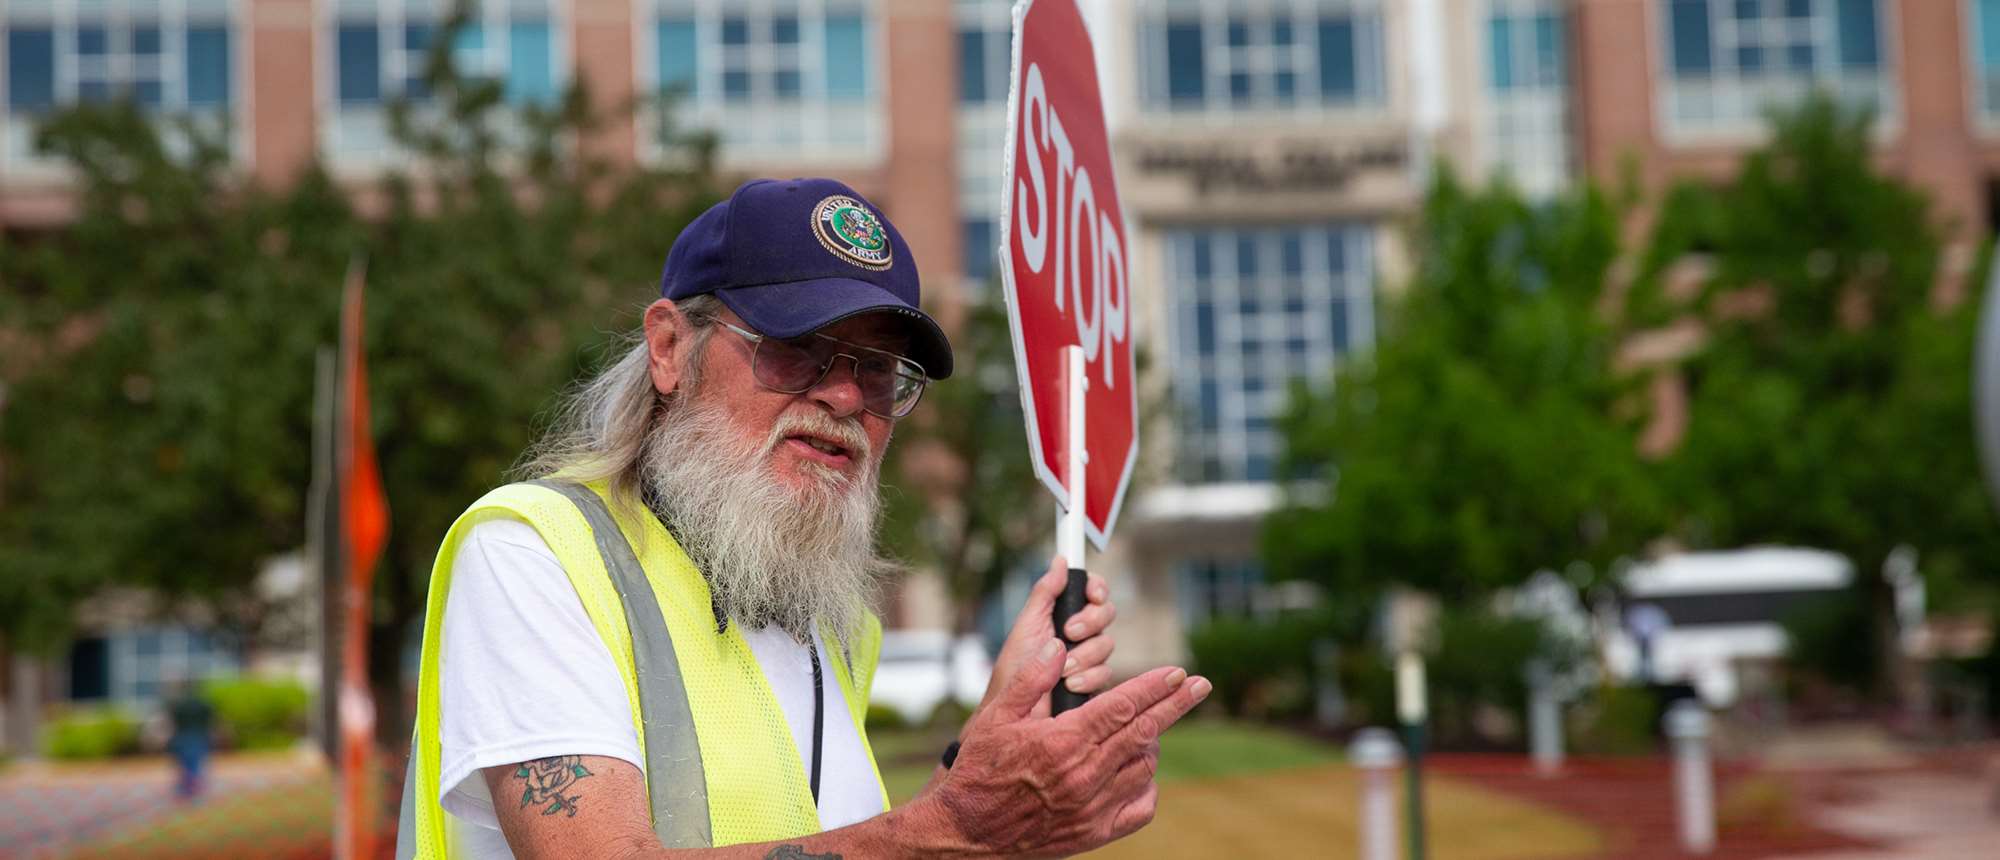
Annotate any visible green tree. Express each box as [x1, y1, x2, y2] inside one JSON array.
[[1650, 96, 2000, 694], [1263, 171, 1662, 604], [879, 292, 1051, 638], [0, 12, 721, 747]]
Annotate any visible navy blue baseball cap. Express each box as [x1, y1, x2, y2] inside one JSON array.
[[661, 178, 953, 379]]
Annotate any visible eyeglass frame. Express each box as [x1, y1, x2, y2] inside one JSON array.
[[697, 316, 931, 419]]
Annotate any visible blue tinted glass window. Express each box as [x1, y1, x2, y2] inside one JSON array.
[[722, 17, 748, 46], [1785, 0, 1813, 17], [1165, 22, 1204, 104], [337, 25, 381, 104], [1836, 0, 1879, 69], [1273, 20, 1294, 47], [507, 22, 554, 104], [405, 23, 434, 53], [78, 27, 107, 56], [657, 20, 697, 92], [775, 69, 802, 98], [1489, 17, 1514, 91], [1228, 72, 1251, 100], [1280, 233, 1304, 275], [134, 79, 162, 107], [958, 28, 985, 103], [1737, 44, 1764, 73], [723, 70, 751, 99], [78, 79, 112, 102], [1195, 302, 1216, 354], [1191, 235, 1213, 277], [1786, 42, 1814, 71], [7, 29, 56, 111], [1318, 19, 1356, 101], [824, 15, 868, 100], [1984, 0, 2000, 69], [963, 218, 995, 282], [1533, 15, 1563, 85], [1668, 0, 1712, 75], [134, 27, 161, 56], [186, 27, 230, 106], [1330, 299, 1350, 352], [1235, 235, 1258, 277], [1733, 0, 1760, 20], [773, 16, 799, 45], [1274, 71, 1295, 103], [1227, 20, 1249, 48], [1198, 380, 1220, 432]]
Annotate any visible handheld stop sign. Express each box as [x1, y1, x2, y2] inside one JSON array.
[[997, 0, 1138, 714]]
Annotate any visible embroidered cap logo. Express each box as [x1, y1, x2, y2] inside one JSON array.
[[811, 195, 893, 270]]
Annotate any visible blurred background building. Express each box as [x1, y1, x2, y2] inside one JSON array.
[[4, 0, 1996, 702]]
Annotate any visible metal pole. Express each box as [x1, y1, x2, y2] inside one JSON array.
[[1397, 651, 1429, 860], [1666, 700, 1716, 855], [1051, 345, 1090, 715], [1526, 659, 1564, 776], [1348, 728, 1403, 860]]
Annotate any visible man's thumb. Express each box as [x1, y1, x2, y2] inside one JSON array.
[[995, 638, 1065, 719]]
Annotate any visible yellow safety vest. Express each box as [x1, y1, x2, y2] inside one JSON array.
[[395, 479, 886, 859]]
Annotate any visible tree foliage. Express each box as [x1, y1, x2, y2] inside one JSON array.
[[0, 15, 722, 744], [1262, 171, 1662, 602]]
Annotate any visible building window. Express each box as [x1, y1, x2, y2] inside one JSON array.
[[1176, 559, 1266, 630], [1659, 0, 1891, 138], [957, 0, 1013, 289], [1973, 0, 2000, 123], [1140, 0, 1386, 114], [643, 0, 879, 165], [1486, 0, 1571, 196], [326, 0, 563, 159], [3, 0, 235, 171], [1166, 225, 1374, 485], [105, 625, 240, 703]]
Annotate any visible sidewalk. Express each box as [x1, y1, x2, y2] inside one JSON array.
[[0, 750, 323, 859]]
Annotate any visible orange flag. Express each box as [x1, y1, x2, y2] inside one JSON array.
[[335, 257, 389, 860]]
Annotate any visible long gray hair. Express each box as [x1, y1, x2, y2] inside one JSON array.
[[512, 294, 723, 504]]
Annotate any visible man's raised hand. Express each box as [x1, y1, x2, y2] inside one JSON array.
[[918, 632, 1210, 858], [979, 556, 1117, 721]]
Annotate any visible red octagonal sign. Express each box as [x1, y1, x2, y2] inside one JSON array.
[[999, 0, 1136, 547]]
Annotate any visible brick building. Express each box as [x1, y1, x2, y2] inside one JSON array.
[[3, 0, 1993, 683]]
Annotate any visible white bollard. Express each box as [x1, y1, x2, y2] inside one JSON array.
[[1526, 660, 1564, 776], [1665, 700, 1716, 855], [1349, 728, 1404, 860]]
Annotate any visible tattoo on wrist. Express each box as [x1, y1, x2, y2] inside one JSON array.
[[513, 755, 594, 817], [764, 845, 841, 859]]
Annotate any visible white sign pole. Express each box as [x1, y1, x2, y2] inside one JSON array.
[[1058, 345, 1088, 565], [1052, 344, 1091, 713]]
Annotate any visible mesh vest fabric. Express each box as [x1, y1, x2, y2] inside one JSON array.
[[398, 480, 886, 859]]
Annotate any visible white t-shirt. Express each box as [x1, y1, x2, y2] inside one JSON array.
[[438, 519, 886, 858]]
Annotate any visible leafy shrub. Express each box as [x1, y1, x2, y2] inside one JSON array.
[[1186, 612, 1326, 718], [864, 703, 908, 732], [1570, 684, 1658, 756], [203, 676, 310, 750], [44, 708, 142, 760], [1781, 586, 1878, 697]]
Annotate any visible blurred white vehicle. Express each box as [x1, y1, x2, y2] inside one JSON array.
[[869, 631, 993, 725]]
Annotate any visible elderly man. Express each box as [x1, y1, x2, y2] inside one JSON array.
[[397, 178, 1210, 860]]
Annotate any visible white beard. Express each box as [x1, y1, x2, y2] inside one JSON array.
[[640, 393, 889, 649]]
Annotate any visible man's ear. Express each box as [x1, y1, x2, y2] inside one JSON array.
[[642, 299, 687, 397]]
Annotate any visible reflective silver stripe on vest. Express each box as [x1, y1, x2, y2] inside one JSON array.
[[531, 479, 713, 849]]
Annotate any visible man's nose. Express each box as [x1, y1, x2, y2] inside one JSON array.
[[807, 354, 865, 417]]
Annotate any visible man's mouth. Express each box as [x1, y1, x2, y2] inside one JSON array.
[[784, 433, 856, 468]]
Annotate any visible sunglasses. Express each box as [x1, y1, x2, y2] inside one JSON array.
[[703, 318, 930, 419]]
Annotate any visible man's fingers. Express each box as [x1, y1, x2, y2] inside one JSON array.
[[993, 638, 1066, 720], [1097, 672, 1211, 765], [1008, 557, 1070, 641], [1061, 666, 1191, 744], [1061, 601, 1116, 642], [1087, 572, 1110, 605], [1107, 781, 1161, 843], [1062, 664, 1114, 695], [1063, 634, 1114, 677]]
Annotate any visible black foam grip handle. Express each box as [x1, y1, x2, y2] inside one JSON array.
[[1051, 567, 1091, 715]]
